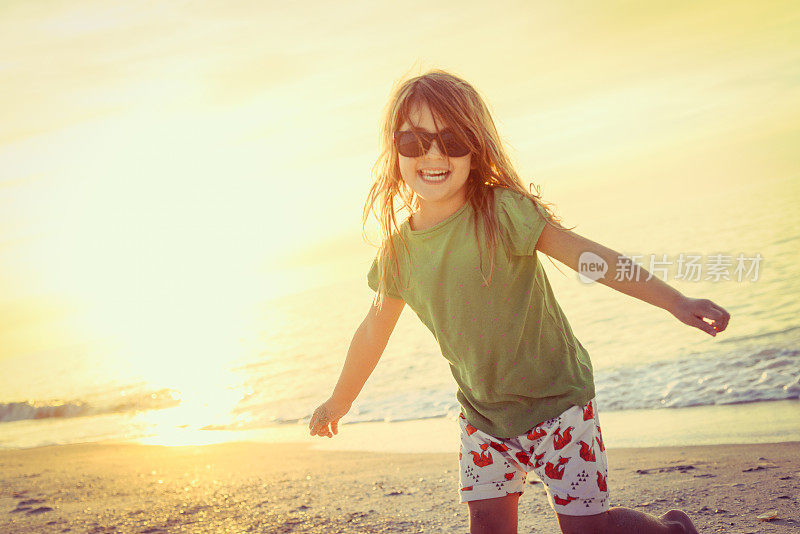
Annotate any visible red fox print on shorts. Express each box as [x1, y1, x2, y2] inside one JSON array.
[[457, 397, 610, 516]]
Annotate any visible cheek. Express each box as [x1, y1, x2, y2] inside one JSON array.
[[400, 165, 423, 188], [398, 159, 416, 180], [456, 159, 473, 178]]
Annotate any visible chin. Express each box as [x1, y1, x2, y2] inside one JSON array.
[[415, 184, 454, 199], [414, 179, 468, 197]]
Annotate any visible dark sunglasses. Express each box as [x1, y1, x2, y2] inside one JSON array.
[[393, 128, 473, 158]]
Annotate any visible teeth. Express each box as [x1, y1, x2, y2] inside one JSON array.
[[419, 170, 449, 183]]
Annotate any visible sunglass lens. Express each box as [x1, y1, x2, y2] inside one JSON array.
[[441, 132, 470, 157], [396, 132, 427, 157], [394, 130, 472, 157]]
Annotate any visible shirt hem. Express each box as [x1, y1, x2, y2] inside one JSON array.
[[463, 384, 597, 439]]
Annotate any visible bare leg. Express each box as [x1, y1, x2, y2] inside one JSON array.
[[557, 507, 699, 534], [607, 508, 698, 533], [467, 492, 521, 534]]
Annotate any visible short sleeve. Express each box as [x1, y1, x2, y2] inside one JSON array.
[[367, 253, 403, 299], [495, 188, 549, 256]]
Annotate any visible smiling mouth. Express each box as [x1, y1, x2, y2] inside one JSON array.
[[418, 170, 450, 184]]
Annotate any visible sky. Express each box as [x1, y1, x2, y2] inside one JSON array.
[[1, 0, 798, 366]]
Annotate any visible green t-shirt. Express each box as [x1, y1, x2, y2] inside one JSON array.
[[367, 187, 595, 438]]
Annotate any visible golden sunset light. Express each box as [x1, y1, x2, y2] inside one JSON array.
[[1, 1, 798, 532]]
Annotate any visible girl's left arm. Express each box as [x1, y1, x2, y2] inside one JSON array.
[[535, 224, 731, 337]]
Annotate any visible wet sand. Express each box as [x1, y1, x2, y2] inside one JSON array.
[[0, 440, 798, 532]]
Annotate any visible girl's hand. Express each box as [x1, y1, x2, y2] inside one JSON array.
[[670, 296, 730, 336], [308, 397, 351, 438]]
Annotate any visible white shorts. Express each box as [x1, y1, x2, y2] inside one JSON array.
[[458, 397, 610, 516]]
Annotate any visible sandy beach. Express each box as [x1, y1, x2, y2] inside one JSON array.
[[0, 439, 797, 533]]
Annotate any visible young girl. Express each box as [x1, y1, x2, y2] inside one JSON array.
[[309, 70, 729, 534]]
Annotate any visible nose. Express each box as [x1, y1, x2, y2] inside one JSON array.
[[423, 136, 446, 159]]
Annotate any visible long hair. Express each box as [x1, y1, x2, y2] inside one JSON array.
[[363, 68, 575, 310]]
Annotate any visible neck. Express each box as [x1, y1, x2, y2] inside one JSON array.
[[411, 192, 468, 231]]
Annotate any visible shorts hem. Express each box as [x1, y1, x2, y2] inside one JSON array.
[[552, 500, 612, 516], [458, 481, 525, 504]]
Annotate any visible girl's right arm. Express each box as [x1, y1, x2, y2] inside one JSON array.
[[308, 294, 406, 438]]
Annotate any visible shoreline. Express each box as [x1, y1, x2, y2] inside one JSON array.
[[0, 439, 797, 532], [2, 399, 799, 454]]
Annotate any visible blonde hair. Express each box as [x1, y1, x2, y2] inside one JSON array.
[[363, 68, 574, 310]]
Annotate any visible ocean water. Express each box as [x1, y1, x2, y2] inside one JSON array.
[[3, 0, 800, 452], [1, 172, 798, 451]]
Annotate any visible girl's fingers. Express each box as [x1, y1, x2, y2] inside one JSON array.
[[707, 306, 724, 321], [689, 312, 716, 336], [698, 320, 716, 336], [309, 410, 326, 435], [309, 405, 339, 437], [311, 422, 329, 437], [705, 301, 730, 332], [716, 305, 730, 330], [703, 308, 723, 332], [710, 305, 727, 323]]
